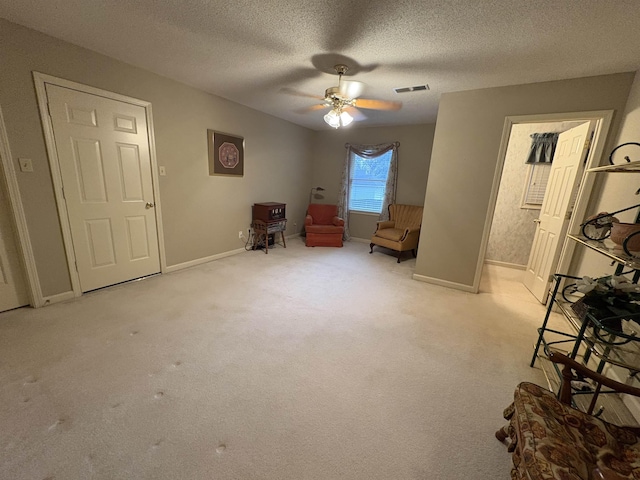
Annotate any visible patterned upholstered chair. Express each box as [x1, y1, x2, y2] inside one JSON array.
[[496, 351, 640, 480], [305, 204, 344, 247], [369, 204, 423, 263]]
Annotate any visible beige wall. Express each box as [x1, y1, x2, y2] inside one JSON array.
[[569, 71, 640, 277], [311, 124, 435, 239], [0, 19, 314, 297], [565, 71, 640, 406], [592, 71, 640, 226], [415, 72, 635, 289]]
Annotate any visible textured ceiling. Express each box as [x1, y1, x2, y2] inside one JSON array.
[[1, 0, 640, 131]]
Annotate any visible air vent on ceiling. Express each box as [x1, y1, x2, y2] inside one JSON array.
[[394, 85, 430, 94]]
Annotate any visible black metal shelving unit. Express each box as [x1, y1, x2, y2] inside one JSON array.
[[531, 160, 640, 421]]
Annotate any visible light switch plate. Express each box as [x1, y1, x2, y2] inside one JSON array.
[[19, 158, 33, 172], [159, 166, 166, 176]]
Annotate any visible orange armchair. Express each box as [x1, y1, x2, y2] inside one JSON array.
[[305, 204, 344, 247]]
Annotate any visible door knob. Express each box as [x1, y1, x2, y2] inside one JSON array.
[[145, 202, 155, 209]]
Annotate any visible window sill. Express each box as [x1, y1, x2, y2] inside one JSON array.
[[349, 210, 381, 217], [520, 204, 542, 211]]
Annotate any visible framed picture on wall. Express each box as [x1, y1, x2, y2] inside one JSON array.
[[208, 130, 244, 177]]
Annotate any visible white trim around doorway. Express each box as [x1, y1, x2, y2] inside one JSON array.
[[0, 104, 44, 307], [33, 72, 167, 299], [473, 110, 614, 296]]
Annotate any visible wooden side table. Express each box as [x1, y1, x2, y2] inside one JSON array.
[[252, 219, 287, 254]]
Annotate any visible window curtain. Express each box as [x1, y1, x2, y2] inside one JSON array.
[[337, 142, 399, 240], [526, 132, 559, 164]]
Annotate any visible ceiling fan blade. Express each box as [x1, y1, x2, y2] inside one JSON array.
[[353, 98, 402, 111], [295, 104, 329, 114], [280, 87, 324, 100], [343, 106, 367, 122], [339, 80, 365, 99]]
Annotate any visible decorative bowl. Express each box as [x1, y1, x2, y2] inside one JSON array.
[[610, 222, 640, 252], [583, 212, 619, 240]]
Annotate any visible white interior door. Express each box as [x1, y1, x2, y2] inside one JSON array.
[[0, 159, 29, 311], [523, 121, 594, 303], [46, 84, 160, 292]]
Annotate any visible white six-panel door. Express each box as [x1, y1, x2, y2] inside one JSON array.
[[0, 161, 28, 311], [46, 84, 160, 292], [523, 121, 594, 303]]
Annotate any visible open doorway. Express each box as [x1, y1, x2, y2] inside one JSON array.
[[485, 121, 584, 265], [479, 111, 613, 303]]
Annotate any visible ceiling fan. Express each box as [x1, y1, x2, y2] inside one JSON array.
[[292, 64, 402, 128]]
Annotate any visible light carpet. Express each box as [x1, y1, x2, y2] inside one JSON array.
[[0, 239, 547, 479]]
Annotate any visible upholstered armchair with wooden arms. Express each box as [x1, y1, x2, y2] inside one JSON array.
[[369, 204, 423, 263], [497, 350, 640, 480], [305, 204, 344, 247]]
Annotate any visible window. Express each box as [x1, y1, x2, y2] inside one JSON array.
[[521, 163, 551, 209], [348, 150, 392, 213], [339, 142, 398, 235]]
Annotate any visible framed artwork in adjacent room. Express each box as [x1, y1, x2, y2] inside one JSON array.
[[208, 130, 244, 177]]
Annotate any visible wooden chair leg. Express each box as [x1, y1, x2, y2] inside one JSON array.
[[369, 243, 375, 254], [397, 251, 402, 263], [495, 425, 509, 442]]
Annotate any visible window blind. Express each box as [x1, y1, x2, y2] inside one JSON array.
[[523, 164, 551, 207], [348, 151, 392, 213]]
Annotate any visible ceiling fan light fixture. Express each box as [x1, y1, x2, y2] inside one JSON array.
[[324, 109, 341, 128], [301, 64, 401, 128], [340, 110, 353, 126], [324, 108, 354, 129]]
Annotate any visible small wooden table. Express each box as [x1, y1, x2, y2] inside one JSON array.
[[252, 219, 287, 254]]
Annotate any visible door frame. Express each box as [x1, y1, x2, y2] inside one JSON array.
[[0, 104, 42, 307], [33, 72, 167, 298], [476, 110, 614, 295]]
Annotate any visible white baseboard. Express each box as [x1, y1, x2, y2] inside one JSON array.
[[484, 259, 526, 270], [42, 291, 76, 306], [34, 251, 249, 305], [166, 247, 248, 273], [348, 237, 370, 244], [40, 241, 290, 303], [167, 233, 303, 273], [623, 393, 640, 423], [412, 273, 478, 293], [605, 366, 640, 423]]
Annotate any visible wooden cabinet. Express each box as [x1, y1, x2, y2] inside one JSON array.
[[252, 203, 286, 254]]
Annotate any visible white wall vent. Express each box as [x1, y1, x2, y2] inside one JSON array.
[[394, 85, 429, 94]]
